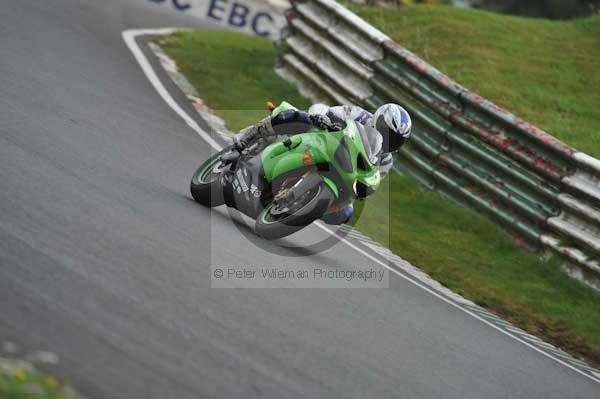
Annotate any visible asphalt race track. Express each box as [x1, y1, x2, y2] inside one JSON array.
[[1, 1, 599, 398]]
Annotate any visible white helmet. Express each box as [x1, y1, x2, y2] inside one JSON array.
[[372, 104, 412, 152]]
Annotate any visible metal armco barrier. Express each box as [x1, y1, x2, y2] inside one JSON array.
[[280, 0, 600, 289]]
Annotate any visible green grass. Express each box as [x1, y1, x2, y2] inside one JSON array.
[[157, 31, 311, 132], [353, 4, 600, 158], [160, 27, 600, 365], [0, 368, 71, 399]]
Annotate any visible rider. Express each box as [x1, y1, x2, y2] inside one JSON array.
[[232, 103, 412, 224]]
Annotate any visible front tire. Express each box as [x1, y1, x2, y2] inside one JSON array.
[[190, 147, 231, 207], [255, 183, 335, 239]]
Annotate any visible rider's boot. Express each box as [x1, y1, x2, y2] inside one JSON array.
[[233, 116, 275, 152], [322, 203, 354, 225], [220, 149, 240, 164]]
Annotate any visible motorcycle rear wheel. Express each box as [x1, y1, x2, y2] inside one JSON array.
[[190, 147, 231, 207]]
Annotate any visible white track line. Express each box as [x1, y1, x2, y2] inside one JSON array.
[[315, 221, 600, 384], [122, 28, 600, 385], [122, 28, 222, 151]]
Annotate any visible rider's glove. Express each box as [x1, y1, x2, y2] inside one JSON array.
[[329, 122, 344, 132], [309, 114, 333, 131]]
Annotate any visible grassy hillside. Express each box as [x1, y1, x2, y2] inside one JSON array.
[[157, 31, 311, 132], [160, 22, 600, 366], [354, 4, 600, 157], [0, 364, 71, 399]]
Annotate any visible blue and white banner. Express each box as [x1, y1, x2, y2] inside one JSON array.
[[148, 0, 287, 39]]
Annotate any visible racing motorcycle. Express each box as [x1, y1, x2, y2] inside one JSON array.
[[190, 102, 381, 239]]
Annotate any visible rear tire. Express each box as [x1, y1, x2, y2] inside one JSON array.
[[255, 183, 335, 239], [190, 147, 231, 207]]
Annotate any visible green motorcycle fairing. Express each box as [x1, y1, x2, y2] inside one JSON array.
[[259, 101, 381, 207]]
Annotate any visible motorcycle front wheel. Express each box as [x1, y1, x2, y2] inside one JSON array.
[[255, 180, 335, 239]]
